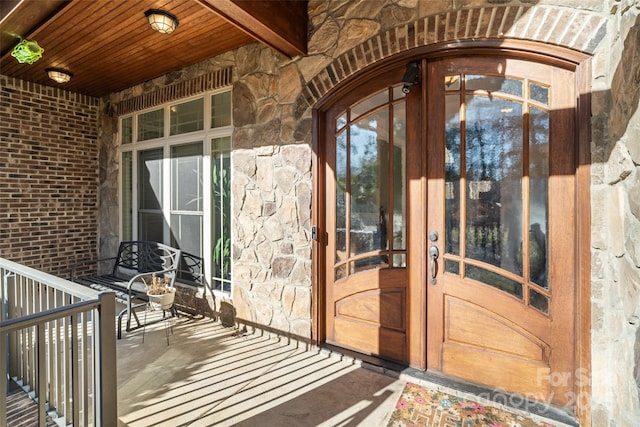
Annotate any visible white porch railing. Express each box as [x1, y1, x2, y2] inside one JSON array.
[[0, 257, 117, 426]]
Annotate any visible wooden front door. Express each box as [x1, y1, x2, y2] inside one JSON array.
[[323, 53, 579, 407], [324, 68, 414, 363], [426, 56, 577, 406]]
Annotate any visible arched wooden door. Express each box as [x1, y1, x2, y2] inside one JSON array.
[[426, 56, 577, 407], [323, 67, 416, 363], [322, 52, 579, 408]]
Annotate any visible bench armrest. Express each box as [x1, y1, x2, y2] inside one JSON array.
[[70, 257, 118, 281]]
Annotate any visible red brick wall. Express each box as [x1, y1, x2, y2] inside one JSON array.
[[0, 75, 99, 278]]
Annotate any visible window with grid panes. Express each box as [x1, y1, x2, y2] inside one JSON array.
[[119, 90, 233, 294]]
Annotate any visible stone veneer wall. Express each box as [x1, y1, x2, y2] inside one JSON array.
[[95, 0, 640, 424], [589, 1, 640, 425]]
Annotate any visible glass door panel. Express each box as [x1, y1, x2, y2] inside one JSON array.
[[138, 148, 164, 242], [349, 107, 389, 269], [443, 73, 550, 307], [212, 136, 232, 293], [170, 142, 203, 258], [334, 87, 407, 277]]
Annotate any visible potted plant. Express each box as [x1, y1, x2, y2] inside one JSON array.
[[146, 273, 175, 310]]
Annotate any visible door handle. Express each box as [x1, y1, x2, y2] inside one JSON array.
[[429, 245, 439, 285]]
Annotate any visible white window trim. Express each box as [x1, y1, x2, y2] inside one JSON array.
[[117, 88, 233, 295]]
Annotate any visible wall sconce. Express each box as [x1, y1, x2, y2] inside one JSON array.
[[46, 68, 73, 83], [401, 62, 420, 94], [144, 9, 179, 34]]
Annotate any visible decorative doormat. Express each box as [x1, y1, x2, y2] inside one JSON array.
[[387, 382, 557, 427]]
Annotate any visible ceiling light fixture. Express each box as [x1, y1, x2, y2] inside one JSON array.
[[46, 68, 73, 83], [144, 9, 179, 34]]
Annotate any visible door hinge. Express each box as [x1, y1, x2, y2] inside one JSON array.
[[311, 225, 318, 241]]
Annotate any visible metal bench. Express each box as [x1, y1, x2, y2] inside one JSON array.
[[70, 241, 181, 339]]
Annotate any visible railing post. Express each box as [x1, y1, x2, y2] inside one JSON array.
[[1, 271, 16, 424], [0, 327, 6, 425], [71, 312, 80, 426], [37, 324, 46, 427], [95, 292, 117, 427], [4, 273, 18, 381]]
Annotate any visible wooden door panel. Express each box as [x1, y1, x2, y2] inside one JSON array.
[[333, 316, 406, 362], [336, 288, 405, 330], [443, 342, 551, 399], [444, 297, 550, 361], [445, 277, 552, 338], [332, 269, 407, 300], [330, 266, 408, 361]]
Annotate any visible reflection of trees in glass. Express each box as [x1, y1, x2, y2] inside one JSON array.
[[465, 98, 521, 182], [334, 96, 408, 272], [445, 102, 461, 257], [351, 135, 379, 220], [392, 145, 404, 250], [528, 107, 550, 288], [336, 132, 347, 256], [392, 104, 406, 251], [443, 75, 552, 295], [464, 96, 523, 275], [349, 112, 389, 257]]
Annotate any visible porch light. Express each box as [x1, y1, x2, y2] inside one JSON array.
[[46, 68, 73, 83], [401, 62, 419, 94], [144, 9, 179, 34]]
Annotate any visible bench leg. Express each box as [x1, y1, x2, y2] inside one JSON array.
[[117, 304, 143, 339], [126, 301, 132, 332], [117, 310, 125, 339], [132, 310, 141, 328]]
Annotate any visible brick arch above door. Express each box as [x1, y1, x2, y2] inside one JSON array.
[[301, 5, 606, 108]]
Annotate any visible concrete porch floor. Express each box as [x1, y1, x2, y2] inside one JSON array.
[[116, 312, 573, 427], [117, 312, 404, 426]]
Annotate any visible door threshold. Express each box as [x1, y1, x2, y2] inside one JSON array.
[[322, 344, 578, 427]]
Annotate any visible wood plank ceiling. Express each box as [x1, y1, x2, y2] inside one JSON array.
[[0, 0, 307, 97]]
